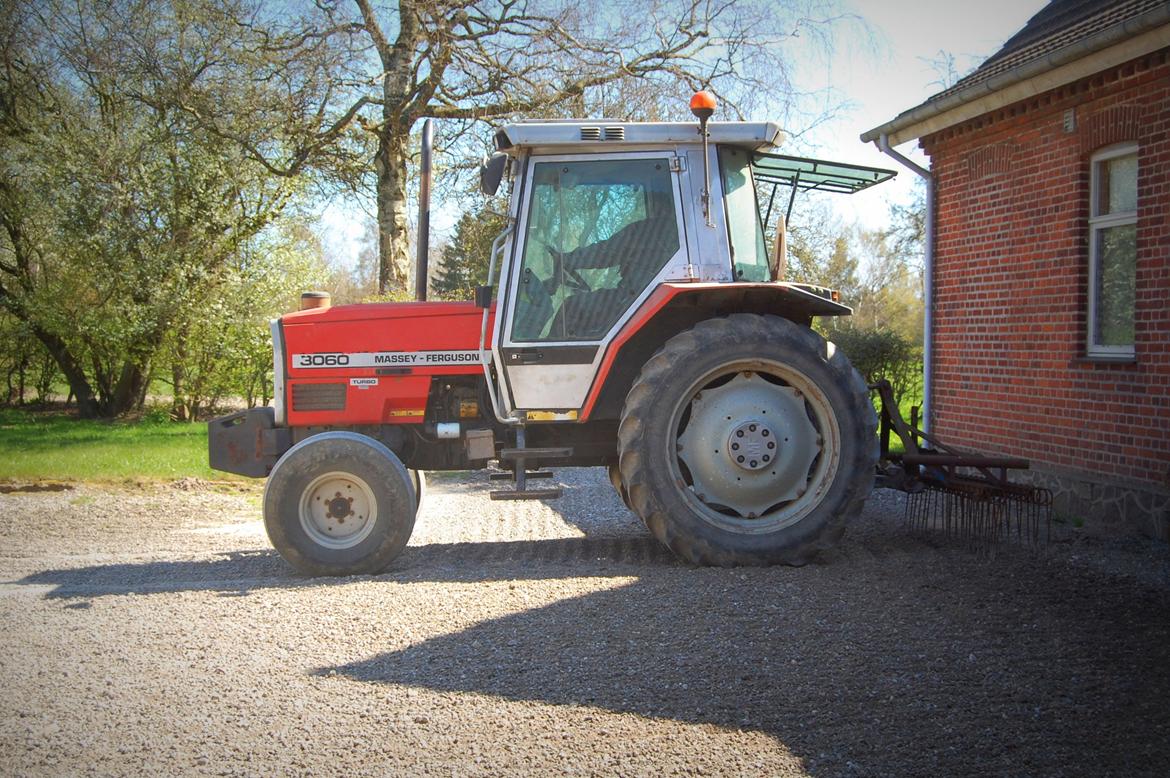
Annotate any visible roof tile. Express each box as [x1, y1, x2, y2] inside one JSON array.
[[928, 0, 1164, 104]]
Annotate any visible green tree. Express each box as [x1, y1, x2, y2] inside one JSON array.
[[0, 0, 358, 417], [165, 222, 330, 420], [849, 226, 923, 343], [0, 311, 59, 406], [432, 207, 508, 301], [783, 201, 926, 406]]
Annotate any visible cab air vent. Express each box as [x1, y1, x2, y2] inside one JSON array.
[[604, 126, 625, 141], [580, 126, 601, 141]]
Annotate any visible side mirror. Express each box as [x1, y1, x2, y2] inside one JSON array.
[[479, 153, 508, 196], [474, 284, 493, 308]]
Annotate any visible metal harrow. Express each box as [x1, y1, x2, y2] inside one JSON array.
[[871, 380, 1052, 551]]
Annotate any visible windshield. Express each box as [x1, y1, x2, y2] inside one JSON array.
[[718, 146, 769, 282]]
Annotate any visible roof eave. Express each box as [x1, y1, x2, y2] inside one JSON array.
[[860, 5, 1170, 147]]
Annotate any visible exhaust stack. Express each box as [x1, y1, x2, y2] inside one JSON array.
[[415, 118, 434, 302], [300, 291, 331, 311]]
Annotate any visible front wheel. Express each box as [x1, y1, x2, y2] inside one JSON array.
[[264, 432, 417, 576], [617, 314, 876, 566], [409, 469, 426, 512]]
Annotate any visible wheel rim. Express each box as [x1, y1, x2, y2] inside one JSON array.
[[671, 361, 842, 534], [298, 471, 378, 550]]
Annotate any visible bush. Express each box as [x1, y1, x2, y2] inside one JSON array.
[[828, 327, 922, 409]]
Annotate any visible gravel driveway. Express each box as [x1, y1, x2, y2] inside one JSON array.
[[1, 469, 1169, 777]]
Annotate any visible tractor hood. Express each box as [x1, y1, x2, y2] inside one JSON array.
[[276, 300, 494, 427]]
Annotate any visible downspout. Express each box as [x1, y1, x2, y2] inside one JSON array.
[[876, 133, 933, 433]]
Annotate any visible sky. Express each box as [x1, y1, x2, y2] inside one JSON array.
[[319, 0, 1050, 267], [804, 0, 1049, 220]]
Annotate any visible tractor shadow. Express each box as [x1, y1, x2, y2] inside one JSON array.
[[13, 534, 677, 600], [15, 467, 669, 599], [317, 558, 1170, 777]]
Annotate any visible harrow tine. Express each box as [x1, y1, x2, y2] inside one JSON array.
[[898, 480, 1052, 555]]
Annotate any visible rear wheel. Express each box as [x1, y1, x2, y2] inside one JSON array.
[[607, 463, 632, 511], [617, 314, 876, 566], [264, 432, 416, 576]]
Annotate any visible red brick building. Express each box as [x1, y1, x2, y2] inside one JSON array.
[[862, 0, 1170, 538]]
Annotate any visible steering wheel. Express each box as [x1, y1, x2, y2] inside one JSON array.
[[539, 239, 590, 291]]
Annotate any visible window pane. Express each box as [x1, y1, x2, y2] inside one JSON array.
[[1094, 223, 1136, 348], [512, 158, 680, 341], [1097, 153, 1137, 215], [718, 147, 769, 282]]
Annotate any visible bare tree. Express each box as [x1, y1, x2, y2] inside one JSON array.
[[341, 0, 849, 292]]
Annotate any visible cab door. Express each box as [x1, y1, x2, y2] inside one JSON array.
[[494, 152, 691, 415]]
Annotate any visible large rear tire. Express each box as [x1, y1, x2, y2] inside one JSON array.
[[617, 314, 876, 566], [607, 464, 633, 511], [264, 432, 416, 576]]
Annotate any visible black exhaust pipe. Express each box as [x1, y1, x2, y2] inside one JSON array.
[[415, 118, 434, 302]]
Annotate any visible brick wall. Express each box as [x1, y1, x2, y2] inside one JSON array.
[[920, 49, 1170, 496]]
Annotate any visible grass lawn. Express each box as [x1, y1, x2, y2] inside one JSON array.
[[0, 408, 233, 482]]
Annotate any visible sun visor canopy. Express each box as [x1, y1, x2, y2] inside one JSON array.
[[752, 152, 897, 227]]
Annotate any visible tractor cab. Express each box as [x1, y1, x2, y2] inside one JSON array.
[[476, 109, 895, 422]]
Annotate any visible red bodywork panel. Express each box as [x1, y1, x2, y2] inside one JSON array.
[[578, 285, 678, 421], [281, 301, 492, 427], [578, 281, 848, 421]]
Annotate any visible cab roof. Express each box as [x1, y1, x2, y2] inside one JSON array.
[[494, 120, 784, 155]]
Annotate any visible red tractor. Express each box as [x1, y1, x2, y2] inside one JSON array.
[[209, 94, 896, 575]]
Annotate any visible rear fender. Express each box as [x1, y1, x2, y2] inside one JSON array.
[[581, 283, 850, 421]]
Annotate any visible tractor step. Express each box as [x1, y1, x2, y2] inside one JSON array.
[[491, 430, 570, 501], [498, 447, 573, 461], [489, 487, 563, 501], [489, 470, 554, 481]]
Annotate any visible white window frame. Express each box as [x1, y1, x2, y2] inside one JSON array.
[[501, 150, 689, 346], [1087, 142, 1138, 359]]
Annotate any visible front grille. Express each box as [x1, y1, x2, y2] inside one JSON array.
[[291, 382, 346, 412]]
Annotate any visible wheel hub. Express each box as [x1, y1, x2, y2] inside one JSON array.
[[676, 371, 822, 519], [727, 421, 776, 471], [326, 493, 353, 521], [298, 473, 377, 550]]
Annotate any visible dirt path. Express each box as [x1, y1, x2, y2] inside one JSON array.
[[1, 470, 1168, 777]]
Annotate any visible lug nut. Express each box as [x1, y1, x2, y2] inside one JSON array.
[[736, 430, 744, 438], [731, 443, 740, 451], [737, 456, 745, 463], [767, 442, 775, 450], [761, 429, 769, 437], [749, 460, 758, 467], [749, 424, 757, 432]]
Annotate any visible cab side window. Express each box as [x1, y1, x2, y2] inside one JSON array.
[[718, 146, 769, 282], [512, 158, 680, 342]]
